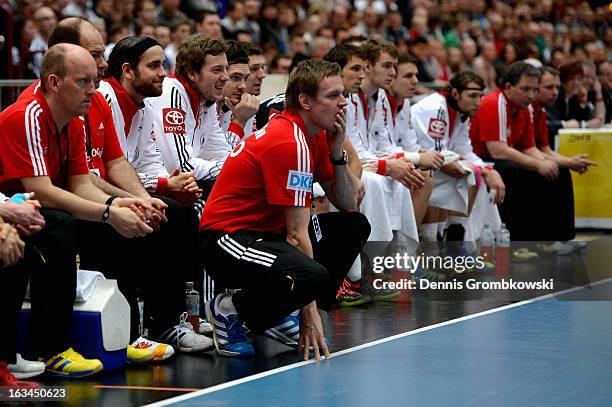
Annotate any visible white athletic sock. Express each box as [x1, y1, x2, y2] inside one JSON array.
[[218, 294, 237, 316], [347, 254, 362, 281], [420, 223, 439, 242]]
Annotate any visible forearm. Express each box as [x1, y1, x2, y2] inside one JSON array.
[[488, 144, 542, 171], [90, 173, 134, 198], [29, 183, 108, 222], [541, 146, 572, 167], [326, 165, 359, 212], [286, 229, 314, 258], [344, 138, 363, 179], [106, 160, 150, 199]]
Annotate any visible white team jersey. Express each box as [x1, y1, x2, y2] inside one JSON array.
[[218, 107, 255, 150], [411, 92, 483, 166], [98, 80, 169, 193], [369, 89, 402, 155], [149, 76, 244, 181], [393, 98, 420, 153], [346, 92, 379, 164]]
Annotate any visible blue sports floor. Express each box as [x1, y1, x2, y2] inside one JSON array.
[[145, 278, 612, 407]]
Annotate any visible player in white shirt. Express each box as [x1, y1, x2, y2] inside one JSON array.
[[411, 71, 505, 246], [216, 41, 259, 146], [150, 35, 247, 199]]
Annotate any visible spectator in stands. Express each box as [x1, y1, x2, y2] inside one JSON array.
[[310, 36, 332, 59], [10, 16, 38, 79], [580, 61, 606, 126], [136, 23, 155, 38], [288, 33, 307, 57], [409, 36, 435, 83], [165, 19, 192, 74], [470, 62, 572, 241], [356, 7, 382, 38], [62, 0, 101, 24], [136, 0, 157, 27], [103, 22, 129, 60], [156, 0, 190, 28], [385, 10, 409, 45], [547, 62, 602, 137], [94, 0, 119, 29], [30, 7, 57, 77], [201, 59, 370, 360], [196, 10, 223, 40], [271, 54, 292, 75], [460, 38, 477, 72], [472, 40, 497, 92], [243, 0, 261, 44], [216, 40, 259, 139], [0, 44, 118, 378], [44, 0, 67, 20], [596, 61, 612, 124], [221, 1, 249, 40]]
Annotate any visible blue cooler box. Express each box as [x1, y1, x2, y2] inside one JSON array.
[[18, 279, 130, 371]]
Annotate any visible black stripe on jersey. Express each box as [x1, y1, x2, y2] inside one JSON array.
[[170, 87, 194, 172], [104, 94, 112, 109]]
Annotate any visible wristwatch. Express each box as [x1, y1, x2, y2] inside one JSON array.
[[102, 196, 117, 223], [330, 149, 348, 165]]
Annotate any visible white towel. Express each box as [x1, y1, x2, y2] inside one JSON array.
[[76, 270, 105, 303]]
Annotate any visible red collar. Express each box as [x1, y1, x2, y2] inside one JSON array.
[[357, 90, 368, 121], [170, 74, 201, 121], [448, 103, 457, 137], [385, 90, 398, 126], [105, 77, 140, 138]]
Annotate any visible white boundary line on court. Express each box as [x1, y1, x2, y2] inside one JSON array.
[[145, 277, 612, 407]]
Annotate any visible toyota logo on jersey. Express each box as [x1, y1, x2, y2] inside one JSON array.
[[163, 108, 186, 134], [428, 118, 446, 140]]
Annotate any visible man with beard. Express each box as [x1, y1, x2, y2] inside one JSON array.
[[411, 70, 505, 249], [98, 36, 215, 356], [99, 37, 201, 205]]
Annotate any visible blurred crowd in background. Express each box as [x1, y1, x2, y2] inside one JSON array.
[[1, 0, 610, 84]]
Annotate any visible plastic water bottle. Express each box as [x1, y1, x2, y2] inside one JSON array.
[[137, 289, 147, 337], [480, 224, 495, 264], [185, 282, 200, 333], [9, 192, 32, 204], [495, 224, 511, 278]]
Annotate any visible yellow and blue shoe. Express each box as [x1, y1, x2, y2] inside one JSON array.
[[126, 344, 155, 364], [130, 337, 174, 362], [40, 348, 103, 378]]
